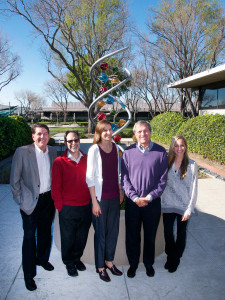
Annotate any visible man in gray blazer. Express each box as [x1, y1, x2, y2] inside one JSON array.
[[10, 124, 57, 291]]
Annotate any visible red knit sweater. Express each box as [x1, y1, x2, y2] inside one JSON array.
[[51, 150, 90, 211]]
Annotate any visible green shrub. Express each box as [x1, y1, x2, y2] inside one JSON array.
[[178, 114, 225, 163], [150, 112, 187, 144], [0, 116, 32, 160]]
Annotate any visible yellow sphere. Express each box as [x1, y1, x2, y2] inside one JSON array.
[[111, 78, 120, 85], [98, 101, 105, 108], [119, 119, 126, 127]]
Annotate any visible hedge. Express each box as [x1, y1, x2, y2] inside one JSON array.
[[150, 112, 187, 144], [150, 112, 225, 163], [0, 116, 33, 160]]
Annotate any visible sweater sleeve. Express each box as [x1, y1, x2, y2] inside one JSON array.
[[51, 158, 63, 212], [149, 150, 168, 200], [184, 161, 198, 216], [121, 151, 139, 201]]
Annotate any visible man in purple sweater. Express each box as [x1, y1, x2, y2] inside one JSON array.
[[121, 120, 168, 278]]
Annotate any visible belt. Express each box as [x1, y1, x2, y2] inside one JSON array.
[[39, 191, 51, 197]]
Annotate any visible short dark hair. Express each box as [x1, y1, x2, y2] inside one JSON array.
[[31, 124, 49, 134], [64, 130, 80, 143]]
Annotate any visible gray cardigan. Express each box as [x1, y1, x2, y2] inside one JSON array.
[[161, 159, 198, 216]]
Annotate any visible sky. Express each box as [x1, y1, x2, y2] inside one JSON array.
[[0, 0, 154, 107], [0, 0, 224, 107]]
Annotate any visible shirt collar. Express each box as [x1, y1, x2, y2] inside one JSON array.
[[67, 150, 83, 161], [34, 143, 48, 154], [137, 141, 154, 153]]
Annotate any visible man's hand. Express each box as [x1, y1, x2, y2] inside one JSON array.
[[135, 197, 150, 207]]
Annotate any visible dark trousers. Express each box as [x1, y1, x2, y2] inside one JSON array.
[[59, 204, 91, 266], [92, 197, 120, 268], [20, 191, 55, 279], [125, 197, 161, 269], [163, 213, 188, 265]]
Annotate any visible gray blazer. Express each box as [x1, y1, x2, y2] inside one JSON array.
[[10, 143, 57, 215]]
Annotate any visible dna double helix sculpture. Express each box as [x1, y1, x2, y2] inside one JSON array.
[[89, 47, 132, 152]]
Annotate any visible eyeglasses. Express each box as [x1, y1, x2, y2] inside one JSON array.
[[67, 138, 80, 144]]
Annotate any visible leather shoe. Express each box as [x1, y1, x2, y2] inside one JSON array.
[[146, 265, 155, 277], [164, 261, 170, 270], [24, 278, 37, 291], [96, 268, 111, 282], [127, 266, 136, 278], [37, 262, 54, 271], [105, 264, 123, 276], [66, 265, 78, 277], [76, 261, 86, 271]]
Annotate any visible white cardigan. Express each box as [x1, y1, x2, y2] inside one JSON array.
[[86, 143, 120, 201]]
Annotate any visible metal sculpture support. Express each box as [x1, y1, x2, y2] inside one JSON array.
[[89, 47, 132, 151]]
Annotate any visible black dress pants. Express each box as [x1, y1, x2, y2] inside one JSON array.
[[20, 191, 55, 279], [125, 197, 161, 269], [92, 197, 120, 268], [163, 213, 188, 265], [59, 204, 91, 266]]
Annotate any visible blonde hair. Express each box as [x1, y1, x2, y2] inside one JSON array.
[[93, 120, 112, 144], [168, 135, 189, 179]]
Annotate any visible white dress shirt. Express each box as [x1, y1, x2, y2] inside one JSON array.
[[35, 144, 51, 194], [67, 150, 83, 163]]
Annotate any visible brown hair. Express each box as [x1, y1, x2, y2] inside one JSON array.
[[64, 130, 80, 143], [31, 124, 49, 134], [93, 120, 112, 144], [168, 135, 189, 179]]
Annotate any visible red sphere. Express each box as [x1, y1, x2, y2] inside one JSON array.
[[99, 87, 108, 94], [100, 61, 109, 70], [97, 112, 106, 121], [113, 135, 121, 144]]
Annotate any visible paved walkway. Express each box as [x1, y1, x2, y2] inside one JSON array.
[[1, 177, 225, 299]]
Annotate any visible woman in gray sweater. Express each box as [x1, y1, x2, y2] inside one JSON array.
[[161, 135, 198, 273]]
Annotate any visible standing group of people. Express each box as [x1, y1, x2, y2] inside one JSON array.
[[10, 120, 198, 291]]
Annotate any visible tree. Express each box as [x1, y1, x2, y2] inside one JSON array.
[[0, 30, 21, 92], [15, 90, 45, 120], [4, 0, 130, 131], [45, 80, 69, 123], [137, 0, 225, 117]]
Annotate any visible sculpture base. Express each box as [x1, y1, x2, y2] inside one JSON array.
[[54, 210, 164, 266]]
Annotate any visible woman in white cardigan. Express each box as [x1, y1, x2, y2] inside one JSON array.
[[86, 120, 123, 282], [161, 135, 198, 273]]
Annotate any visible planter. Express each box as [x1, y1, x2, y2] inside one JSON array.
[[54, 210, 164, 266]]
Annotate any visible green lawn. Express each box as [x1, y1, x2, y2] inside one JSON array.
[[49, 127, 88, 137]]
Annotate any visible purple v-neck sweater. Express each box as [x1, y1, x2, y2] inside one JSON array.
[[121, 143, 168, 201]]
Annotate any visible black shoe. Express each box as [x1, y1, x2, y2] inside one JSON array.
[[127, 266, 137, 278], [24, 278, 37, 291], [146, 265, 155, 277], [164, 261, 170, 270], [96, 268, 111, 282], [168, 262, 180, 273], [76, 261, 86, 271], [37, 261, 54, 271], [105, 264, 123, 276], [66, 265, 78, 277]]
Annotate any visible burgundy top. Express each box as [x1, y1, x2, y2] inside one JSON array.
[[99, 143, 119, 200]]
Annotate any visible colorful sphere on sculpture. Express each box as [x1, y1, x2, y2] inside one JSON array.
[[111, 110, 117, 116], [97, 112, 106, 121], [99, 87, 108, 94], [119, 119, 126, 127], [113, 135, 121, 144], [98, 101, 105, 108], [99, 73, 108, 83], [111, 77, 120, 85], [112, 67, 118, 72], [111, 123, 117, 132], [100, 61, 109, 70], [106, 96, 115, 104]]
